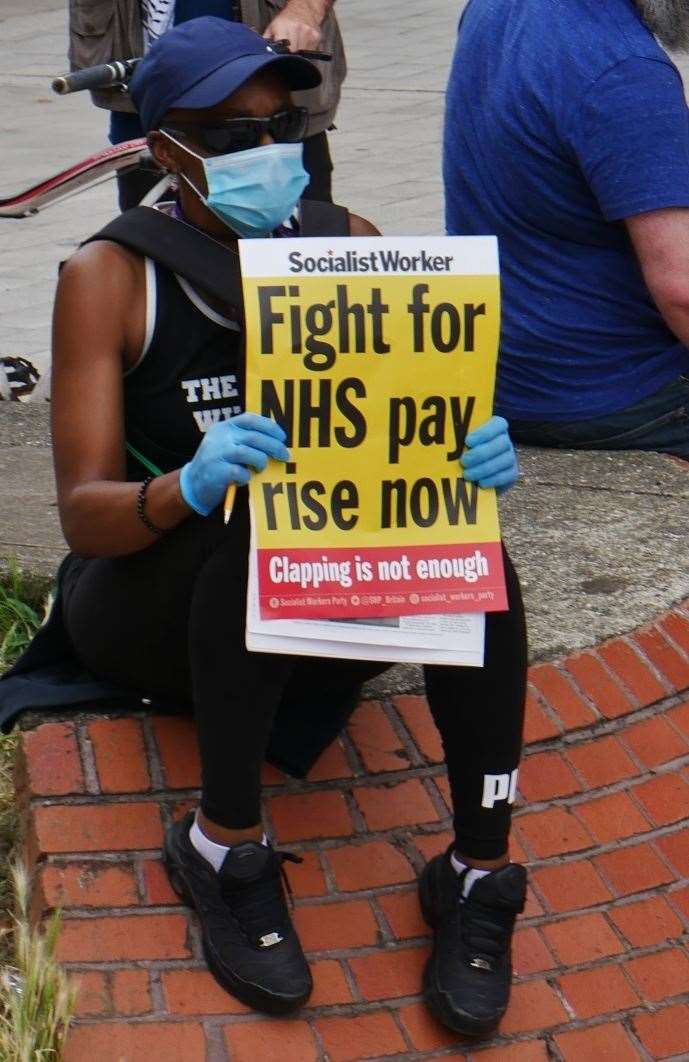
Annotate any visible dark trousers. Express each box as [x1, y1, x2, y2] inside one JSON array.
[[62, 497, 527, 860], [300, 131, 333, 203], [510, 372, 689, 460]]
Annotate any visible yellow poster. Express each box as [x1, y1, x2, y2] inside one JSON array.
[[239, 236, 506, 620]]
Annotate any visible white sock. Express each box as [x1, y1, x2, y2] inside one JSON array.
[[190, 812, 268, 872], [451, 851, 493, 899]]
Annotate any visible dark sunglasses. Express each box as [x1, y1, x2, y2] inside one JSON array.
[[161, 107, 309, 156]]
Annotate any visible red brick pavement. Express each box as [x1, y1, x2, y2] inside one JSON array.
[[16, 602, 689, 1061]]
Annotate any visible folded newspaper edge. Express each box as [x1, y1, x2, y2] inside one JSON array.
[[245, 522, 486, 667]]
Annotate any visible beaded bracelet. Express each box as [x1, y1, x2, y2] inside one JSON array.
[[136, 475, 169, 536]]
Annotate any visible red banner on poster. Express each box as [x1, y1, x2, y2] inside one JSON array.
[[257, 541, 506, 619]]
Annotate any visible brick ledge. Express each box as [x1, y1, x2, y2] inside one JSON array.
[[16, 600, 689, 1061]]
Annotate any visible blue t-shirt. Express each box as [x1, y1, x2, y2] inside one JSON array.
[[444, 0, 689, 421]]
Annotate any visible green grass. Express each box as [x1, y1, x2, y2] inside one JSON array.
[[0, 561, 44, 908], [0, 563, 74, 1059], [0, 864, 75, 1062], [0, 728, 18, 918], [0, 562, 45, 673]]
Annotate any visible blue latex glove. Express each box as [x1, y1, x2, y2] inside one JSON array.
[[180, 413, 290, 515], [460, 415, 519, 494]]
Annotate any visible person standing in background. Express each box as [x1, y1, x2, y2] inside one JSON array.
[[68, 0, 345, 207]]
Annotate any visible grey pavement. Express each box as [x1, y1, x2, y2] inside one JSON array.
[[0, 0, 460, 383], [1, 1, 688, 667], [2, 0, 689, 381]]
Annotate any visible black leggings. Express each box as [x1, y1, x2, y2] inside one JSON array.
[[63, 495, 527, 859]]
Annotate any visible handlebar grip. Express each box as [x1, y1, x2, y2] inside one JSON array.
[[300, 49, 332, 62], [51, 59, 140, 95], [270, 39, 332, 61]]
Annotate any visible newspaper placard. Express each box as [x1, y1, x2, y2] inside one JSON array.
[[245, 536, 487, 667], [239, 236, 506, 622]]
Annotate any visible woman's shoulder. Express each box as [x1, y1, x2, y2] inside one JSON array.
[[55, 240, 148, 371], [348, 213, 381, 237], [59, 238, 145, 293]]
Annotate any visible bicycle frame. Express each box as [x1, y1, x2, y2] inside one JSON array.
[[0, 139, 169, 218]]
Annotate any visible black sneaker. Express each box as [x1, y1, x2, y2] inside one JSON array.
[[419, 849, 526, 1037], [163, 812, 312, 1014]]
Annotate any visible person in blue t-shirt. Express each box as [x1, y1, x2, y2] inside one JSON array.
[[444, 0, 689, 459]]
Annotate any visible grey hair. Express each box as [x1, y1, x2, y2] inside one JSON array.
[[634, 0, 689, 50]]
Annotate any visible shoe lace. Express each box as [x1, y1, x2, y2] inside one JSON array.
[[221, 851, 301, 944], [279, 851, 300, 908]]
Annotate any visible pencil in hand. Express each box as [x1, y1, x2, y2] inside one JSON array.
[[223, 483, 237, 525]]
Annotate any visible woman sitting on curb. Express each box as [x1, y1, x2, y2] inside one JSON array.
[[3, 18, 528, 1038]]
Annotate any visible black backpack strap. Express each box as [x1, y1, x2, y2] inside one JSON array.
[[300, 199, 350, 236], [82, 200, 351, 312], [82, 207, 245, 317]]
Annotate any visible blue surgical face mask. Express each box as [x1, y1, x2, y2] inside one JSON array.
[[163, 133, 309, 238]]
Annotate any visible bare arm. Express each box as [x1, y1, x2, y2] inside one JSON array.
[[263, 0, 334, 51], [625, 208, 689, 348], [51, 243, 191, 558]]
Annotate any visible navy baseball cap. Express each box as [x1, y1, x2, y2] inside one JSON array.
[[129, 17, 321, 132]]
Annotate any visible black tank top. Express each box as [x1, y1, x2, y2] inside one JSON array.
[[123, 258, 243, 478]]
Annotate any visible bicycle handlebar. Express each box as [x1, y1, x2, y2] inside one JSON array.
[[272, 39, 332, 61], [51, 41, 330, 96], [52, 59, 141, 95]]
